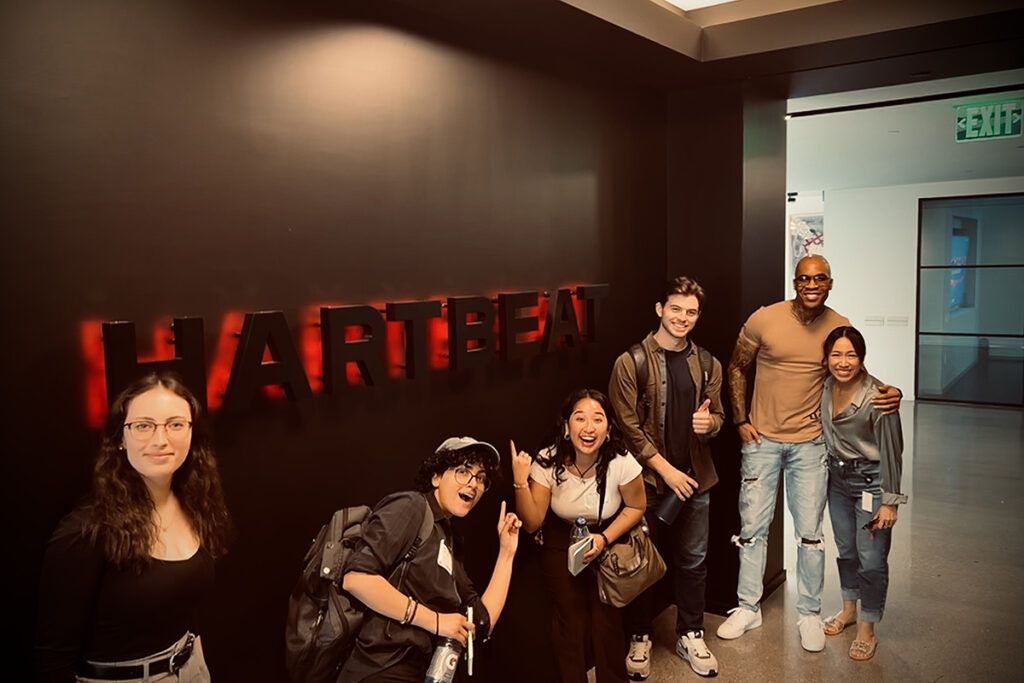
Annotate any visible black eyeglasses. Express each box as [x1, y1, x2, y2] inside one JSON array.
[[123, 420, 192, 441], [795, 274, 831, 285], [452, 466, 490, 491]]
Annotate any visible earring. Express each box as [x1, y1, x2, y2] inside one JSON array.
[[605, 434, 610, 443], [563, 432, 570, 441]]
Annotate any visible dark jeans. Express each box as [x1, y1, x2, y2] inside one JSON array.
[[827, 458, 892, 623], [623, 484, 709, 636]]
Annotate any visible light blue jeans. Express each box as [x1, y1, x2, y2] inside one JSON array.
[[734, 436, 827, 616]]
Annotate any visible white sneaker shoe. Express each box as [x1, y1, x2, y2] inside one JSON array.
[[626, 634, 652, 680], [677, 630, 719, 677], [716, 607, 762, 640], [797, 614, 826, 652]]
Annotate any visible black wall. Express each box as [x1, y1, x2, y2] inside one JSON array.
[[1, 1, 672, 680]]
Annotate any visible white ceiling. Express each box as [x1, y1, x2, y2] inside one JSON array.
[[787, 69, 1024, 193]]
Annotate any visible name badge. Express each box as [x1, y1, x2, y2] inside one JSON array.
[[437, 541, 454, 575]]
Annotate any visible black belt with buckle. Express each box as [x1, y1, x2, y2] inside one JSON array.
[[79, 634, 194, 680]]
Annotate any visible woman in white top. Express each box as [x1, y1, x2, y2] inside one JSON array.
[[512, 389, 645, 683]]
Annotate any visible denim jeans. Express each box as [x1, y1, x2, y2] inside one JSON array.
[[735, 436, 827, 616], [827, 457, 892, 623], [623, 484, 709, 635]]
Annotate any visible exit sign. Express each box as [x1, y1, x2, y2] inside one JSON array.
[[955, 98, 1022, 142]]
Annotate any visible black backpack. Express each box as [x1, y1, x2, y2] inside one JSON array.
[[629, 342, 714, 422], [284, 494, 434, 683]]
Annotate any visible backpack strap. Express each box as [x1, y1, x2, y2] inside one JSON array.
[[402, 495, 436, 562], [629, 343, 651, 421], [390, 495, 436, 589], [696, 345, 713, 401]]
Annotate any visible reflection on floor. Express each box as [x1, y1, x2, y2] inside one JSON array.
[[639, 402, 1024, 682]]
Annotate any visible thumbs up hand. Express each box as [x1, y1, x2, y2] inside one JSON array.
[[692, 398, 713, 435]]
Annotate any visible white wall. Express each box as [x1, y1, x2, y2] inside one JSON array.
[[822, 176, 1024, 395]]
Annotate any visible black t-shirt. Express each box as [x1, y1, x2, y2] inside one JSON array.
[[663, 345, 696, 473], [35, 509, 214, 682]]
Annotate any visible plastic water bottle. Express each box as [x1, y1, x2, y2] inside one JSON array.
[[570, 516, 589, 544], [425, 638, 464, 683]]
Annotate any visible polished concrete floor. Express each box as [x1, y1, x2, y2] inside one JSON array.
[[639, 402, 1024, 682]]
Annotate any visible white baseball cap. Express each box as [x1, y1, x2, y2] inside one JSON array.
[[435, 436, 500, 467]]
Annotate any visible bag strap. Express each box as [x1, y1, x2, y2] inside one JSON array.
[[403, 495, 436, 562], [391, 495, 435, 584], [629, 343, 650, 423], [697, 345, 712, 401]]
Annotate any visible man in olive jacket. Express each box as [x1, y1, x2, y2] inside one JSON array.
[[608, 276, 725, 679]]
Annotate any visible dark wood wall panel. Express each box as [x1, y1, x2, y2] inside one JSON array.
[[0, 2, 667, 679]]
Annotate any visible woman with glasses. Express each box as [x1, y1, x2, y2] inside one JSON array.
[[819, 326, 906, 661], [340, 437, 521, 682], [511, 389, 646, 683], [36, 371, 232, 682]]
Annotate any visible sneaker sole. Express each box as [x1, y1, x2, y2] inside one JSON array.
[[677, 647, 718, 678]]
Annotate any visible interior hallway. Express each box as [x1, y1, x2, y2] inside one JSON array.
[[642, 401, 1024, 682]]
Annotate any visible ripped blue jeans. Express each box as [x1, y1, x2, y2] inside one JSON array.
[[734, 436, 827, 616]]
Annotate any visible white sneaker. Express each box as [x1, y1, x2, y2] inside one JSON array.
[[626, 634, 652, 681], [716, 607, 762, 640], [797, 614, 826, 652], [677, 630, 719, 677]]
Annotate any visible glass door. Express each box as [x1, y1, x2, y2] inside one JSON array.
[[916, 193, 1024, 406]]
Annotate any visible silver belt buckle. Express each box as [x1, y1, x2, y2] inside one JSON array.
[[169, 634, 195, 674]]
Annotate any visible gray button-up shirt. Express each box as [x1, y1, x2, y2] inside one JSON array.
[[822, 372, 908, 506]]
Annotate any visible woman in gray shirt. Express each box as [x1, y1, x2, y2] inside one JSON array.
[[819, 326, 906, 662]]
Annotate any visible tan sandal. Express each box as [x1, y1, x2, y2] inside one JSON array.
[[823, 612, 855, 636], [849, 638, 878, 661]]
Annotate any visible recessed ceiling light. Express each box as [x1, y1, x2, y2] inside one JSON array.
[[662, 0, 736, 10]]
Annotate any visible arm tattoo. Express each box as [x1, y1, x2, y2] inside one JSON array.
[[728, 338, 758, 423]]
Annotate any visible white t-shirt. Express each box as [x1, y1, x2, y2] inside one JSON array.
[[530, 448, 643, 524]]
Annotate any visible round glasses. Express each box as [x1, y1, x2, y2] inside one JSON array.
[[123, 420, 192, 441], [452, 466, 490, 491]]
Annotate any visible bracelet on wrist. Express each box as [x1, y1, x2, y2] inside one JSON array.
[[599, 532, 609, 547], [736, 419, 750, 426], [512, 481, 529, 489], [400, 596, 415, 624]]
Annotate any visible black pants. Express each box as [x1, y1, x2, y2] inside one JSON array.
[[539, 516, 627, 683]]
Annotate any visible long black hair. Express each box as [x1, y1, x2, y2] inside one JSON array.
[[534, 389, 627, 498]]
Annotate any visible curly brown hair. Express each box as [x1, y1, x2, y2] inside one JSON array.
[[82, 371, 232, 571]]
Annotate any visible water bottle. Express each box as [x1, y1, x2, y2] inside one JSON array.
[[570, 516, 589, 544], [425, 638, 464, 683], [656, 494, 684, 525]]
